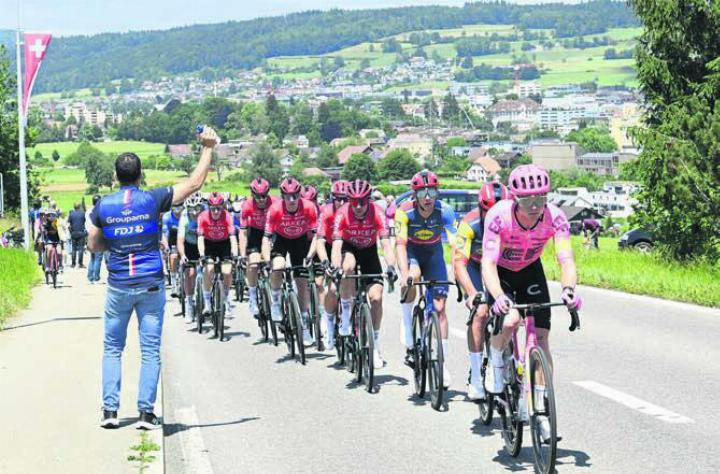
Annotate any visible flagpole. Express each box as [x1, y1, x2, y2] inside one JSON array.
[[15, 29, 30, 250]]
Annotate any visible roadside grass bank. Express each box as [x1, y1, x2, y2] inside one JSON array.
[[542, 237, 720, 307], [0, 249, 42, 326]]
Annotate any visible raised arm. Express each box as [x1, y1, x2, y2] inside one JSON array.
[[172, 127, 218, 204]]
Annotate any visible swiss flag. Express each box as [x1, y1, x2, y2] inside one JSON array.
[[23, 32, 52, 117]]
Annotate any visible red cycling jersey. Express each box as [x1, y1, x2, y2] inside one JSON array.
[[317, 203, 336, 242], [264, 198, 317, 240], [197, 209, 235, 242], [240, 196, 276, 230], [333, 202, 388, 249]]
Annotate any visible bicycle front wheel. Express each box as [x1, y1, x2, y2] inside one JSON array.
[[427, 312, 444, 411], [499, 359, 523, 457], [195, 275, 204, 334], [529, 347, 557, 474], [412, 308, 426, 398], [360, 303, 374, 393], [289, 292, 306, 365], [282, 295, 296, 358]]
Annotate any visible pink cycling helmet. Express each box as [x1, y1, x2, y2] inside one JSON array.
[[508, 165, 550, 197], [250, 177, 270, 195], [347, 180, 372, 200], [207, 192, 225, 207], [331, 180, 349, 197], [411, 170, 439, 191], [279, 176, 302, 194], [301, 185, 318, 202]]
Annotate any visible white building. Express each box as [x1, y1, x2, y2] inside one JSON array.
[[590, 182, 639, 218], [513, 81, 542, 98]]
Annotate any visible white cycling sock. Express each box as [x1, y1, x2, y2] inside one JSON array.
[[469, 352, 482, 384], [271, 289, 281, 305], [490, 345, 504, 368], [534, 385, 547, 412], [441, 339, 449, 362], [185, 295, 193, 307], [340, 299, 352, 328], [301, 311, 309, 328], [373, 330, 380, 349], [171, 274, 176, 286], [402, 302, 414, 349], [324, 310, 335, 340], [202, 290, 212, 306], [248, 286, 257, 302]]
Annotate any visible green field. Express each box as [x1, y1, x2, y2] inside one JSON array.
[[0, 249, 41, 325], [27, 141, 167, 164]]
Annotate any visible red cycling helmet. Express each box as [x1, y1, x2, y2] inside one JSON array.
[[347, 180, 372, 200], [207, 192, 225, 207], [250, 177, 270, 195], [508, 164, 551, 197], [331, 180, 349, 196], [479, 182, 510, 211], [279, 176, 302, 194], [301, 185, 318, 202], [411, 170, 439, 191]]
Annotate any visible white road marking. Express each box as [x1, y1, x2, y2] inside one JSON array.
[[574, 381, 694, 424], [449, 327, 465, 340], [175, 406, 215, 474]]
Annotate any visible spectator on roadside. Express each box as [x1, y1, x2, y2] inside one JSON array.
[[582, 218, 600, 249], [86, 195, 105, 283], [88, 126, 219, 430], [68, 202, 87, 268]]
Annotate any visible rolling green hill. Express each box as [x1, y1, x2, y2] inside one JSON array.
[[3, 1, 638, 93]]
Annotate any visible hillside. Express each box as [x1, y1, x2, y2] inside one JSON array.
[[3, 1, 638, 93]]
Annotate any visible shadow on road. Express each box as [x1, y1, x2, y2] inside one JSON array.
[[1, 316, 101, 331], [492, 445, 592, 472], [470, 416, 501, 438], [224, 331, 251, 338], [164, 417, 260, 437]]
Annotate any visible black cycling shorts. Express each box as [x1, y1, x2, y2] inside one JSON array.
[[485, 258, 552, 330], [271, 235, 310, 278], [167, 229, 178, 247], [246, 227, 264, 254], [341, 241, 384, 286], [184, 243, 200, 261], [204, 239, 232, 261]]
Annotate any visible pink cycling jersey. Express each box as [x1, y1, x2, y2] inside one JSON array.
[[197, 209, 235, 242], [317, 203, 336, 242], [264, 198, 317, 240], [333, 202, 388, 249], [240, 196, 276, 230], [482, 200, 573, 272]]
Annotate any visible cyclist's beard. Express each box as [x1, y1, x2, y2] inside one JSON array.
[[417, 199, 434, 214]]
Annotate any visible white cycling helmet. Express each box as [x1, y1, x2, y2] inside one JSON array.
[[184, 191, 203, 208]]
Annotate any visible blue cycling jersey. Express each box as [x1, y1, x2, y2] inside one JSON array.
[[91, 186, 173, 288], [162, 211, 181, 237]]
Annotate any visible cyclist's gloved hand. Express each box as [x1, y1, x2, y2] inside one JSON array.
[[303, 256, 313, 267], [492, 293, 513, 315], [386, 265, 398, 282], [180, 255, 189, 265], [239, 256, 248, 268], [331, 267, 343, 283], [561, 286, 583, 311], [320, 259, 330, 273]]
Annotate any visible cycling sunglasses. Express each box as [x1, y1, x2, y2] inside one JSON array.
[[252, 192, 269, 200], [350, 198, 369, 207], [416, 188, 439, 200], [516, 194, 547, 210], [333, 195, 348, 203], [282, 192, 300, 201], [209, 206, 223, 212]]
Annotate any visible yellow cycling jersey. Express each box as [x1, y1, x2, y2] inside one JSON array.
[[453, 208, 483, 264]]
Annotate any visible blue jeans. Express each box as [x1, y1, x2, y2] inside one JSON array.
[[88, 252, 105, 282], [102, 282, 165, 412]]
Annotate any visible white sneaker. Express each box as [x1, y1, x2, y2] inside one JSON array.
[[443, 365, 452, 389], [184, 306, 194, 324], [225, 300, 234, 319], [338, 318, 351, 337], [249, 298, 259, 316], [467, 382, 486, 401], [271, 303, 282, 322], [539, 416, 552, 443], [373, 349, 385, 369], [303, 328, 315, 347], [325, 335, 335, 351]]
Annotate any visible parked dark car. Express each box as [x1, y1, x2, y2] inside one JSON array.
[[395, 189, 478, 222], [618, 228, 654, 252]]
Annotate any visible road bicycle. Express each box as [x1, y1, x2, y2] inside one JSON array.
[[466, 292, 494, 425], [336, 268, 395, 393], [43, 241, 62, 289], [276, 266, 307, 364], [491, 301, 580, 474], [306, 261, 325, 352], [401, 278, 462, 411], [200, 257, 231, 342], [254, 262, 277, 345], [233, 259, 247, 302], [194, 264, 205, 333], [177, 259, 187, 317]]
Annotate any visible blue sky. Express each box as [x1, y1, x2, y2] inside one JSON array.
[[0, 0, 570, 36]]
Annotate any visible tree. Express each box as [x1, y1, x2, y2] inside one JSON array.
[[52, 149, 60, 162], [180, 154, 199, 175], [316, 144, 338, 168], [381, 98, 405, 119], [566, 127, 618, 153], [266, 94, 289, 140], [441, 93, 461, 123], [627, 0, 720, 259], [342, 153, 377, 182], [65, 142, 106, 167], [247, 143, 282, 186], [84, 153, 114, 193], [376, 149, 420, 181]]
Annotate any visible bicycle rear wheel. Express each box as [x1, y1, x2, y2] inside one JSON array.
[[427, 312, 444, 411], [282, 295, 295, 358], [257, 286, 269, 342], [411, 307, 426, 398], [213, 281, 225, 341], [478, 330, 494, 425], [310, 283, 323, 351], [178, 269, 186, 317], [529, 347, 557, 474], [195, 275, 204, 334], [499, 359, 523, 457], [289, 292, 306, 365], [261, 283, 278, 345], [360, 304, 374, 393]]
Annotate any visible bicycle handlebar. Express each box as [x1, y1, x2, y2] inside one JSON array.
[[490, 301, 581, 335], [400, 278, 462, 304]]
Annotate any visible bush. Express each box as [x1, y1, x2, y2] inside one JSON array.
[[0, 249, 41, 326], [376, 149, 420, 181]]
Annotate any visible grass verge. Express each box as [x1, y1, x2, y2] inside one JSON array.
[[542, 237, 720, 307], [0, 249, 42, 326]]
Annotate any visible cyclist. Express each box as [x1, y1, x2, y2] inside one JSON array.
[[312, 180, 348, 348], [177, 192, 204, 323], [197, 192, 238, 318], [34, 208, 47, 265], [453, 181, 510, 400], [239, 177, 276, 318], [395, 170, 457, 387], [482, 164, 582, 441], [161, 203, 184, 296], [262, 176, 318, 346], [37, 209, 66, 272], [301, 185, 319, 209], [331, 180, 396, 369]]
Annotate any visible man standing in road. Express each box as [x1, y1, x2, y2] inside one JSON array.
[[68, 202, 87, 268], [88, 126, 219, 430], [86, 195, 105, 283]]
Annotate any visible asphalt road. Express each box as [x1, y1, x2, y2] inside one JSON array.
[[161, 281, 720, 473]]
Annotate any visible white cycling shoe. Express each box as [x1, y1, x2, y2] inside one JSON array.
[[443, 365, 452, 389], [303, 328, 315, 347], [338, 318, 351, 337], [373, 349, 385, 369], [184, 306, 194, 324], [467, 382, 486, 401]]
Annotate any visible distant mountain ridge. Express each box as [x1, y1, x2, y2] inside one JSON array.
[[5, 1, 638, 93]]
